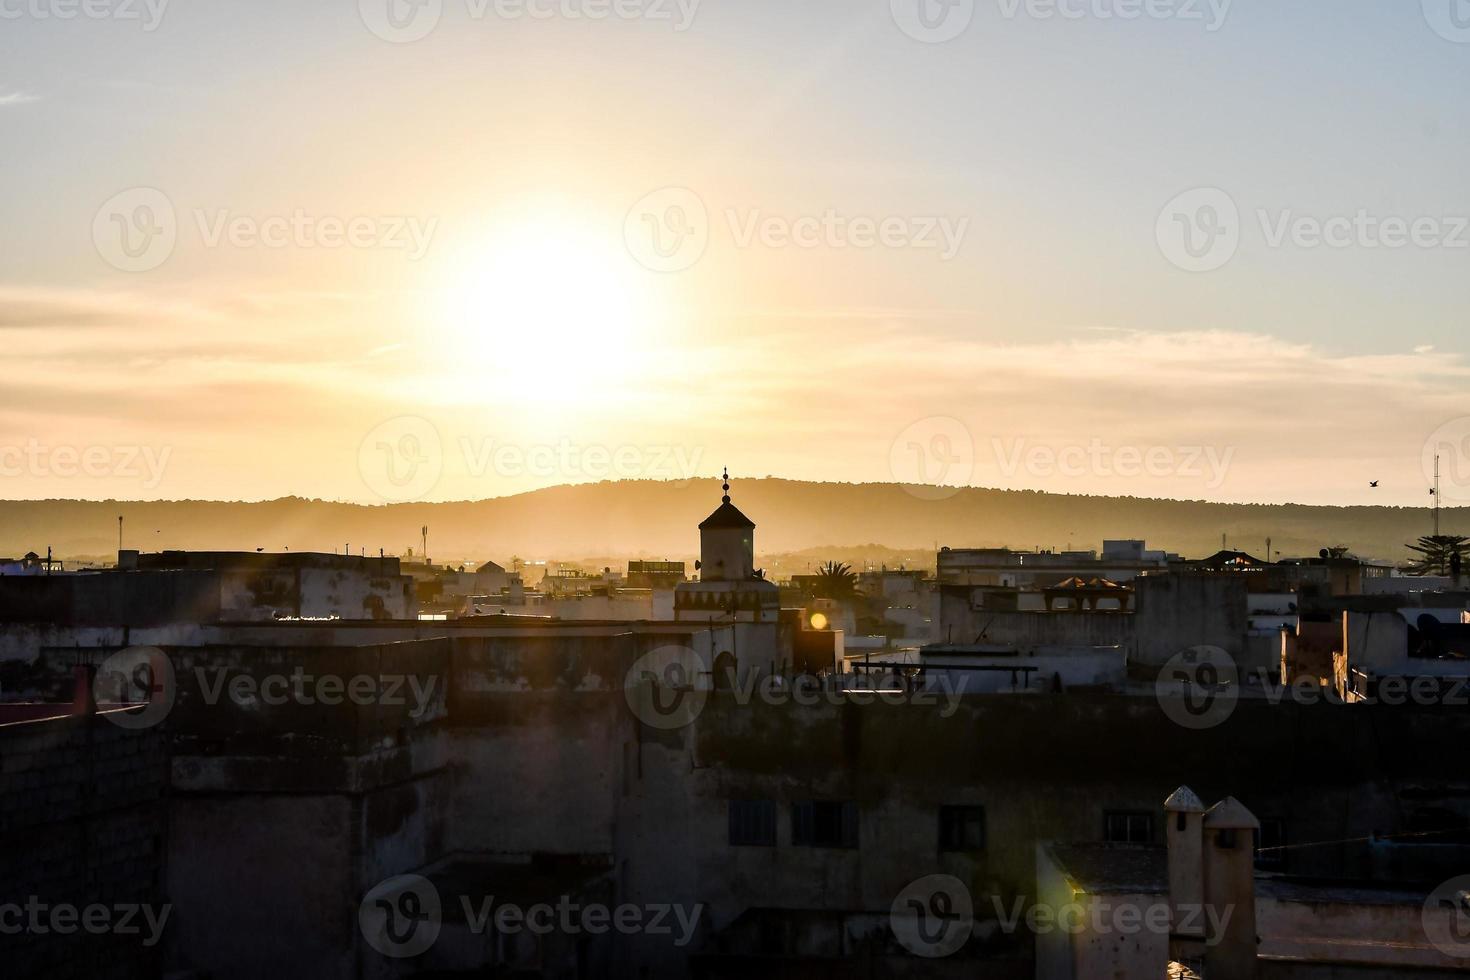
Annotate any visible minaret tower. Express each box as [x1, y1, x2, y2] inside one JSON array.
[[675, 468, 778, 624], [698, 468, 756, 582]]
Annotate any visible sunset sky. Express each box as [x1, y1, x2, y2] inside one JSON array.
[[2, 0, 1468, 507]]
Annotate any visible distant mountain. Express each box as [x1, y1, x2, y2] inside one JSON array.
[[0, 481, 1458, 567]]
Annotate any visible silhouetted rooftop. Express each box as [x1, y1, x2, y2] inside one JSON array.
[[699, 500, 754, 530]]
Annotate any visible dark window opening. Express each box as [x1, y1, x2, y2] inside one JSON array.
[[939, 805, 987, 852], [1104, 811, 1154, 845], [728, 800, 776, 846], [792, 801, 858, 848]]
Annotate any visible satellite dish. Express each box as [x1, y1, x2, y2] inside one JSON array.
[[694, 560, 702, 570]]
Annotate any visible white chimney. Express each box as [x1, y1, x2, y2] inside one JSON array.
[[1202, 796, 1260, 980]]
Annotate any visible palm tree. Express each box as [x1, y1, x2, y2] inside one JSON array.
[[812, 561, 857, 600], [1404, 535, 1468, 577]]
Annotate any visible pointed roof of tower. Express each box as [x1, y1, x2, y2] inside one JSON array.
[[699, 468, 755, 530], [1203, 796, 1260, 830], [1164, 786, 1206, 814]]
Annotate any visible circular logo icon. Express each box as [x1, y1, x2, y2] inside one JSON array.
[[360, 873, 442, 958], [1424, 875, 1470, 957], [1156, 187, 1240, 273], [93, 187, 177, 273], [1424, 417, 1470, 505], [95, 646, 176, 730], [891, 874, 974, 958], [891, 0, 975, 43], [891, 417, 975, 501], [359, 0, 443, 43], [359, 416, 443, 503], [624, 188, 709, 273], [1423, 0, 1470, 43], [624, 645, 708, 730], [1156, 645, 1239, 730]]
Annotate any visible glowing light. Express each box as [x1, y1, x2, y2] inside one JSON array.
[[437, 212, 651, 401], [809, 612, 829, 630]]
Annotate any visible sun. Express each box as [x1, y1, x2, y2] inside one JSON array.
[[437, 212, 651, 399]]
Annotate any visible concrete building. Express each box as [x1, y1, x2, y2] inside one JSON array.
[[0, 550, 417, 627], [936, 543, 1171, 589], [627, 560, 687, 590]]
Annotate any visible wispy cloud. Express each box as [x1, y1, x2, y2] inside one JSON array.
[[0, 91, 39, 107]]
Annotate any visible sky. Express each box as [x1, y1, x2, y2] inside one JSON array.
[[1, 0, 1468, 509]]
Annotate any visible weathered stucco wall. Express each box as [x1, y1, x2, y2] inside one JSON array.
[[1134, 573, 1248, 665]]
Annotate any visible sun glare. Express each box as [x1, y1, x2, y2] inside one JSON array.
[[438, 214, 651, 399]]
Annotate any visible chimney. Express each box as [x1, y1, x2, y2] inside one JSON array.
[[1165, 786, 1207, 965], [1202, 797, 1260, 980]]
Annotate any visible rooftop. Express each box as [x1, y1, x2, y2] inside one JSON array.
[[1045, 843, 1167, 896], [699, 499, 755, 530]]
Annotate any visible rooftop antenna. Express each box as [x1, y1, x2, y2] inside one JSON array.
[[1433, 454, 1441, 537], [422, 525, 429, 562], [117, 515, 123, 552]]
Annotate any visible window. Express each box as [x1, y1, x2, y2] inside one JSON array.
[[939, 805, 987, 852], [792, 801, 858, 848], [1255, 819, 1286, 870], [1104, 811, 1154, 845], [728, 800, 776, 846]]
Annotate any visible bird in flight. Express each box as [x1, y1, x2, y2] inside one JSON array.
[[1369, 481, 1379, 488]]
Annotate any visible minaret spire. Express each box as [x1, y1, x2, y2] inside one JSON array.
[[722, 467, 731, 504]]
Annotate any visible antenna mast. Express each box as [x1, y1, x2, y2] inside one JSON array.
[[1434, 454, 1441, 537]]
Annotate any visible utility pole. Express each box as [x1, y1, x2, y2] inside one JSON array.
[[422, 526, 429, 563], [117, 515, 123, 552]]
